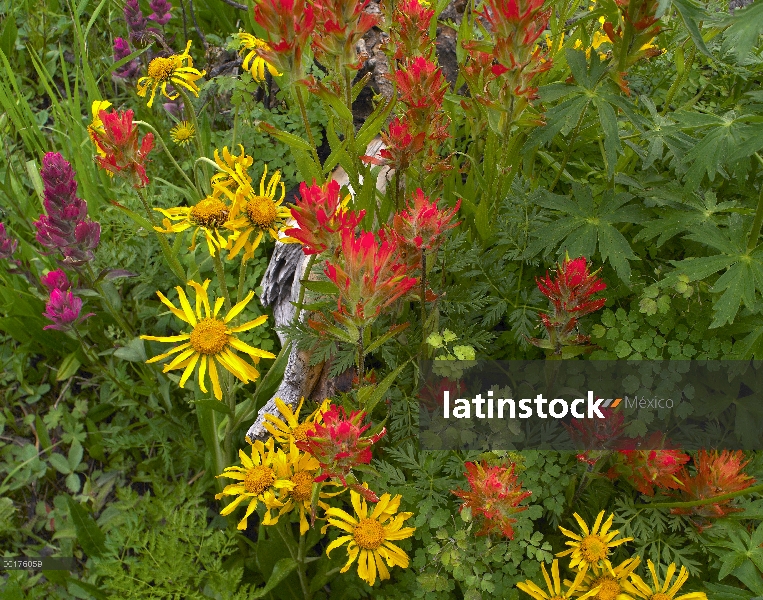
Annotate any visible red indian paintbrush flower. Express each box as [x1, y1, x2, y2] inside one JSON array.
[[391, 189, 460, 252], [90, 109, 154, 188], [670, 450, 755, 519], [375, 116, 427, 172], [528, 256, 606, 356], [312, 0, 378, 72], [453, 461, 531, 539], [609, 434, 690, 496], [285, 179, 365, 256], [43, 289, 94, 332], [324, 229, 417, 326], [391, 0, 435, 60], [253, 0, 315, 78], [395, 57, 448, 112], [296, 404, 385, 488]]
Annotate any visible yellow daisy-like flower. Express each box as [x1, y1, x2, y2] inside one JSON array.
[[88, 99, 112, 157], [518, 559, 601, 600], [224, 165, 293, 262], [211, 145, 254, 191], [623, 561, 707, 600], [262, 397, 332, 446], [567, 558, 641, 600], [237, 33, 282, 82], [215, 437, 294, 530], [140, 279, 275, 400], [137, 40, 206, 108], [154, 188, 231, 257], [170, 120, 196, 146], [557, 511, 633, 575], [325, 489, 415, 587], [276, 441, 342, 534]]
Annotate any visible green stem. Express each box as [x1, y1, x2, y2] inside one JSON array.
[[661, 43, 696, 116], [357, 325, 365, 383], [639, 482, 763, 510], [294, 86, 323, 170], [212, 251, 232, 312], [296, 532, 311, 600], [747, 159, 763, 251], [134, 120, 197, 193], [177, 88, 206, 176], [420, 249, 427, 339], [236, 257, 248, 305], [549, 101, 590, 192], [135, 188, 186, 284]]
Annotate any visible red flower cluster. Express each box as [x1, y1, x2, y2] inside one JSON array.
[[609, 437, 690, 496], [324, 228, 418, 326], [565, 408, 625, 464], [670, 450, 755, 519], [286, 179, 365, 256], [297, 404, 385, 489], [312, 0, 378, 72], [461, 0, 551, 126], [453, 461, 531, 539], [527, 256, 607, 356], [386, 189, 460, 270], [90, 109, 154, 188], [253, 0, 315, 77], [391, 0, 434, 60], [377, 56, 451, 174]]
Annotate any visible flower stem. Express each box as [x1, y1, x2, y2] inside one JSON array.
[[135, 188, 186, 284], [296, 532, 311, 600], [212, 251, 232, 312], [294, 86, 323, 171], [639, 482, 763, 510], [549, 100, 590, 193], [177, 88, 206, 176], [134, 120, 197, 193], [85, 263, 135, 337], [236, 256, 248, 305]]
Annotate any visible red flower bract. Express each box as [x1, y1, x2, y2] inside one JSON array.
[[253, 0, 315, 77], [91, 109, 154, 188], [536, 256, 607, 316], [670, 450, 755, 519], [324, 229, 417, 326], [285, 179, 365, 256], [453, 461, 531, 539], [296, 404, 385, 487], [609, 434, 690, 496]]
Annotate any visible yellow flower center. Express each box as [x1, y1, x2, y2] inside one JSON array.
[[292, 422, 315, 442], [246, 196, 277, 229], [353, 518, 385, 550], [148, 56, 177, 81], [290, 470, 314, 502], [190, 318, 230, 355], [243, 465, 276, 495], [172, 123, 195, 144], [190, 198, 229, 229], [592, 576, 621, 600], [650, 595, 671, 600], [580, 535, 608, 563]]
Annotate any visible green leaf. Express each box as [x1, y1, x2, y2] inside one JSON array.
[[57, 352, 81, 381], [357, 362, 408, 415], [0, 14, 17, 58], [594, 97, 622, 179], [35, 415, 52, 452], [66, 497, 107, 558], [301, 280, 338, 295], [251, 558, 298, 599], [113, 338, 147, 363], [671, 0, 712, 58], [65, 578, 109, 600], [49, 453, 72, 475], [68, 441, 83, 471], [717, 0, 763, 63], [194, 399, 233, 417]]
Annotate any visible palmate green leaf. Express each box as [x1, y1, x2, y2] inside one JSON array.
[[527, 184, 642, 282], [633, 96, 695, 171], [674, 111, 763, 189], [714, 0, 763, 64], [634, 188, 738, 247], [594, 96, 622, 178], [664, 217, 763, 327]]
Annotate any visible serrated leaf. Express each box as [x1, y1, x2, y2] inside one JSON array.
[[68, 441, 83, 470], [66, 497, 107, 558], [49, 453, 72, 475], [113, 338, 147, 363]]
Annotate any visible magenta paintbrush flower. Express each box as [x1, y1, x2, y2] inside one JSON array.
[[43, 289, 93, 331], [113, 37, 140, 79], [148, 0, 172, 26], [34, 153, 101, 265], [0, 222, 18, 260], [41, 269, 70, 292]]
